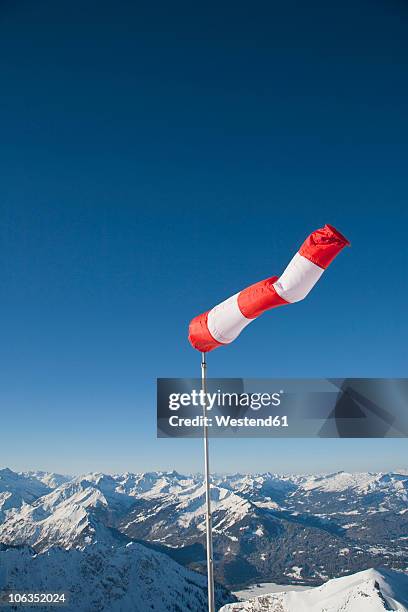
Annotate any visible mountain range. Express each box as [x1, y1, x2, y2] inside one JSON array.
[[0, 467, 407, 610]]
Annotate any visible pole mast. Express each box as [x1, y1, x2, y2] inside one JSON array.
[[201, 352, 215, 612]]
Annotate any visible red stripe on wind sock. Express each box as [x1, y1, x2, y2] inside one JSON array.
[[299, 224, 350, 269], [237, 276, 288, 319], [188, 311, 223, 352]]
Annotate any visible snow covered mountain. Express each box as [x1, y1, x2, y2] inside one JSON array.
[[0, 468, 51, 522], [220, 568, 408, 611], [112, 470, 197, 499], [119, 471, 408, 587], [0, 468, 406, 588], [217, 470, 408, 512], [0, 477, 133, 552], [0, 541, 235, 612], [120, 481, 269, 542], [21, 470, 71, 489]]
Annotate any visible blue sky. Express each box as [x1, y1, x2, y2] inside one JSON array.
[[0, 0, 407, 475]]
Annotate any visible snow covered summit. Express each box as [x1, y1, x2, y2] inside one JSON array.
[[0, 541, 235, 612], [220, 567, 408, 611]]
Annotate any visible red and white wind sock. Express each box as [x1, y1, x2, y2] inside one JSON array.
[[188, 224, 350, 352]]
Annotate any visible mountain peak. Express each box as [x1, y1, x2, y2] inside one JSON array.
[[221, 567, 408, 611], [0, 467, 17, 479], [0, 541, 235, 611]]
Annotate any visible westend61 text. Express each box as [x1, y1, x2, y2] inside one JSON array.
[[168, 415, 289, 428]]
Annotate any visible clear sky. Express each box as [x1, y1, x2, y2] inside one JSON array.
[[0, 0, 407, 475]]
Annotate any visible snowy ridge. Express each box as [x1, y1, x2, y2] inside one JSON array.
[[124, 482, 254, 533], [0, 479, 130, 552], [21, 471, 70, 489], [299, 471, 408, 498], [0, 468, 51, 522], [220, 568, 408, 611], [0, 541, 235, 612], [113, 470, 197, 499]]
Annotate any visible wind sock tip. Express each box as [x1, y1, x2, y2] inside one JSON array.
[[325, 224, 351, 247]]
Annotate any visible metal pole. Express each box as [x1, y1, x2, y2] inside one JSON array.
[[201, 352, 215, 612]]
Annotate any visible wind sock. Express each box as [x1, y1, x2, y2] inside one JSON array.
[[188, 224, 350, 352]]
